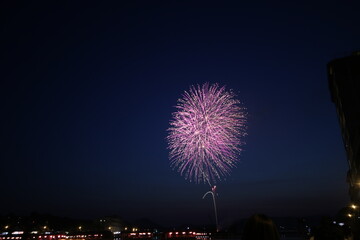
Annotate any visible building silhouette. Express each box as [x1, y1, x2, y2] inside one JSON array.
[[328, 51, 360, 239], [328, 51, 360, 204]]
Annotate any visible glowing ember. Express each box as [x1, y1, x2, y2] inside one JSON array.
[[167, 83, 247, 184]]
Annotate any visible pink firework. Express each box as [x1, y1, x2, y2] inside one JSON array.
[[167, 83, 247, 184]]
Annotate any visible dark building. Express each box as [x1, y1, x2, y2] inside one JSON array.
[[328, 51, 360, 204]]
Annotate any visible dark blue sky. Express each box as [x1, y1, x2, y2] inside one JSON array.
[[1, 1, 360, 226]]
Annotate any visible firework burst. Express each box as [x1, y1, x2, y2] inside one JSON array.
[[167, 83, 247, 184]]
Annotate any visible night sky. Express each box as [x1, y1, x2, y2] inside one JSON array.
[[2, 1, 360, 226]]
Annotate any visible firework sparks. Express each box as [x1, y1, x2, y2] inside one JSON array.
[[167, 83, 247, 184]]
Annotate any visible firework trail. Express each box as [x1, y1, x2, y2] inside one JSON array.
[[203, 185, 219, 231], [167, 83, 247, 185]]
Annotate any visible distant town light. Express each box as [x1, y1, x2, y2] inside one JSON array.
[[348, 214, 353, 217], [351, 204, 357, 209]]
